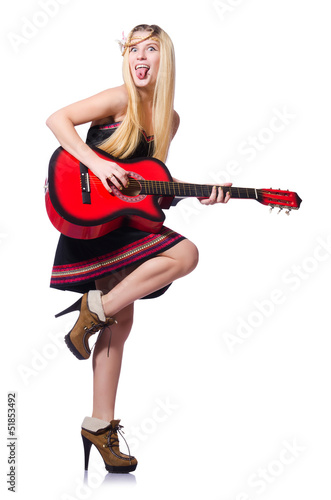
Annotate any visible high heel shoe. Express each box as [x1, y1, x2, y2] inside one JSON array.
[[81, 417, 137, 473], [55, 290, 117, 360]]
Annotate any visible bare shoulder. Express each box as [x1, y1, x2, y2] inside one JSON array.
[[90, 85, 128, 124], [172, 110, 180, 138], [102, 84, 128, 109]]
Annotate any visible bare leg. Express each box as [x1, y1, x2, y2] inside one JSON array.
[[101, 239, 199, 317], [92, 304, 133, 421]]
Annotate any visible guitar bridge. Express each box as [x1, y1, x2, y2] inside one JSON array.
[[81, 172, 90, 193], [80, 163, 91, 204]]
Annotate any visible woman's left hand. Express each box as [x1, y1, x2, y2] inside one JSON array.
[[199, 182, 232, 205]]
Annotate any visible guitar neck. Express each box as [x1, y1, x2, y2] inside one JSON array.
[[138, 180, 260, 200]]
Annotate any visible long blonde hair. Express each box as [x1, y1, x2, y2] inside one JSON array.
[[98, 25, 176, 163]]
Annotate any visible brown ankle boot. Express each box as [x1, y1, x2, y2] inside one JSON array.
[[55, 290, 116, 360], [81, 417, 137, 473]]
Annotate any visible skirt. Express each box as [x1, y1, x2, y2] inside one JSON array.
[[50, 225, 186, 299]]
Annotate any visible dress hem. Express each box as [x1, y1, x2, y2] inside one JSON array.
[[50, 227, 186, 297]]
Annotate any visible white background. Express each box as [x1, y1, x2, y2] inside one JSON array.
[[1, 1, 330, 499]]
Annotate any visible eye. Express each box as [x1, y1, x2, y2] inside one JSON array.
[[148, 46, 157, 51], [130, 47, 138, 52]]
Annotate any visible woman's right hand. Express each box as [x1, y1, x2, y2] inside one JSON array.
[[90, 157, 129, 193]]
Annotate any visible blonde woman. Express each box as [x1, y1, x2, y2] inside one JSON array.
[[46, 24, 230, 473]]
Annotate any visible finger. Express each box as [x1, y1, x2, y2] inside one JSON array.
[[104, 162, 128, 190], [113, 165, 129, 188], [224, 190, 231, 203], [102, 178, 113, 193], [107, 171, 129, 191], [216, 187, 224, 203], [208, 186, 217, 204], [107, 174, 123, 191]]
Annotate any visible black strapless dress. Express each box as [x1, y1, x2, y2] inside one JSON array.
[[50, 122, 186, 298]]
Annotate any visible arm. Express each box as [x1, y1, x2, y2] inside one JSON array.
[[46, 85, 129, 192]]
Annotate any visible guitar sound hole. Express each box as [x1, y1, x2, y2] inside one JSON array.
[[121, 178, 142, 197]]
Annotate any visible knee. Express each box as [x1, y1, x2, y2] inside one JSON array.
[[181, 240, 199, 274]]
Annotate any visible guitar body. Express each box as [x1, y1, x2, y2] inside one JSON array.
[[45, 146, 174, 239]]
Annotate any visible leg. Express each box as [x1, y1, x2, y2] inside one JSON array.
[[58, 239, 198, 361], [92, 303, 134, 422], [101, 239, 199, 317], [83, 300, 137, 472]]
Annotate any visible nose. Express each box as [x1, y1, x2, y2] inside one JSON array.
[[137, 50, 146, 60]]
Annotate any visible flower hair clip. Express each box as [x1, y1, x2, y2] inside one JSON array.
[[116, 31, 127, 55]]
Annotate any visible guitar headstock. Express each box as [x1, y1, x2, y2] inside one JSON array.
[[259, 188, 302, 214]]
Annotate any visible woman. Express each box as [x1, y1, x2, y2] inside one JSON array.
[[46, 24, 230, 474]]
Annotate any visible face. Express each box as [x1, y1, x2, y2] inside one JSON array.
[[128, 32, 160, 89]]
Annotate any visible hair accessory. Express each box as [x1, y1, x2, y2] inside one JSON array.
[[116, 31, 127, 55], [117, 30, 159, 57]]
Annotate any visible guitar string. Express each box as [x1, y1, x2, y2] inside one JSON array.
[[89, 178, 265, 195], [88, 178, 287, 192], [84, 178, 294, 202]]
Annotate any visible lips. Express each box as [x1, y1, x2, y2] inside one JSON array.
[[135, 64, 150, 80]]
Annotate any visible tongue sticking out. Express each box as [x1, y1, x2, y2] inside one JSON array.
[[136, 67, 149, 80]]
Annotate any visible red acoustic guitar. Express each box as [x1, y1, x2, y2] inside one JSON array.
[[45, 146, 302, 239]]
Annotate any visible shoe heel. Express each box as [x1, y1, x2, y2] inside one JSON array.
[[82, 435, 93, 471], [55, 297, 82, 318], [64, 333, 86, 360]]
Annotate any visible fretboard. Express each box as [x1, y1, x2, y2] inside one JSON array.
[[137, 180, 260, 200]]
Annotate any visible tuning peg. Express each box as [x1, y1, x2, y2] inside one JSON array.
[[277, 207, 283, 214], [269, 205, 274, 213], [285, 209, 291, 216]]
